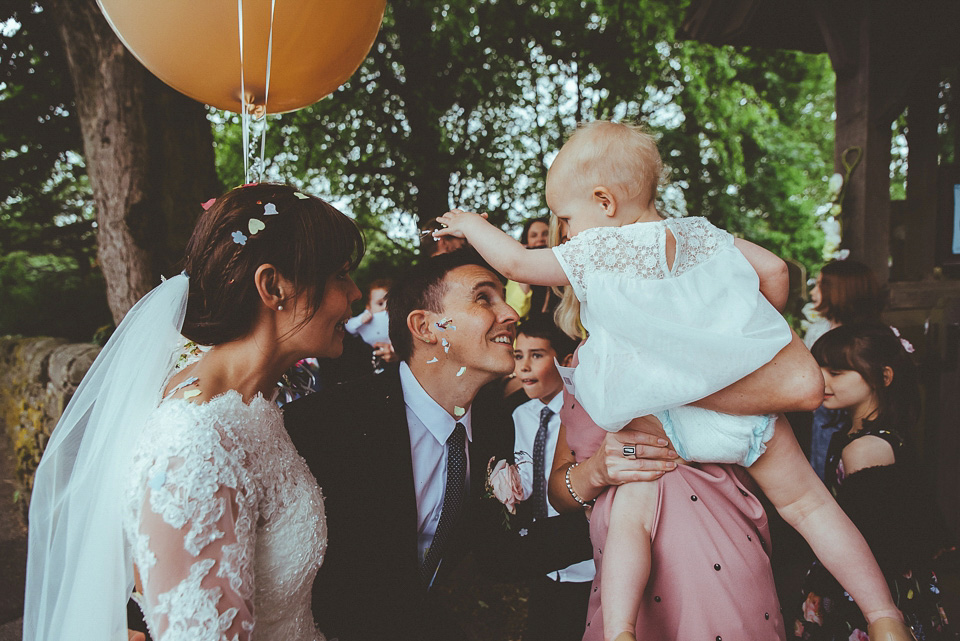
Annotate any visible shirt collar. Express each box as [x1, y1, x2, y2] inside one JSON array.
[[399, 361, 473, 445], [528, 390, 564, 416]]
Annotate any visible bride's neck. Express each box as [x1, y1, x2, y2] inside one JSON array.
[[192, 337, 292, 403]]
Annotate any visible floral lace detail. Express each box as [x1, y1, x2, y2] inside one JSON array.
[[553, 217, 730, 301], [124, 391, 326, 641], [665, 217, 730, 277]]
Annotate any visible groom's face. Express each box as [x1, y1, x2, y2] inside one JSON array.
[[434, 265, 519, 382]]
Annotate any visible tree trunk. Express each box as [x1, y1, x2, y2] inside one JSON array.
[[48, 0, 220, 323]]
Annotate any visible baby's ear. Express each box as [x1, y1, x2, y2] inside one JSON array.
[[559, 353, 574, 367], [593, 186, 617, 217]]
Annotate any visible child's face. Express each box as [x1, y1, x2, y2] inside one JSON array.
[[810, 274, 823, 307], [513, 334, 564, 403], [820, 367, 877, 417], [367, 287, 389, 314], [545, 157, 613, 238]]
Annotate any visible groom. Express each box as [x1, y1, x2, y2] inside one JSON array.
[[284, 250, 605, 641]]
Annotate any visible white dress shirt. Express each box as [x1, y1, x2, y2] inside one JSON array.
[[344, 309, 391, 346], [399, 362, 473, 570], [512, 392, 595, 584]]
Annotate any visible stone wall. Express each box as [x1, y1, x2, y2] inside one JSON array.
[[0, 337, 100, 506]]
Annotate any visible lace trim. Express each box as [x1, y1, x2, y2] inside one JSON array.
[[555, 218, 729, 300]]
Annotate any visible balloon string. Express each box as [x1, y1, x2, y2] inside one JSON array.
[[259, 0, 277, 175], [238, 0, 250, 182]]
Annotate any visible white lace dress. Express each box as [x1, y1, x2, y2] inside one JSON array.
[[123, 391, 327, 641], [553, 217, 793, 465]]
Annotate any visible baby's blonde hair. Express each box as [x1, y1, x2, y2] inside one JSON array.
[[551, 120, 663, 206]]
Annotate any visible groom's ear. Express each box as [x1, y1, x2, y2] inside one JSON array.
[[407, 310, 438, 348]]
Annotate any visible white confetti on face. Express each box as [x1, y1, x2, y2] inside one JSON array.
[[441, 337, 450, 353], [454, 405, 465, 417], [456, 367, 466, 377], [426, 357, 438, 364]]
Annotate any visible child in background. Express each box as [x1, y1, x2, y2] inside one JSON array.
[[793, 324, 955, 640], [345, 278, 395, 364], [512, 316, 595, 641], [435, 120, 913, 641], [803, 259, 886, 479]]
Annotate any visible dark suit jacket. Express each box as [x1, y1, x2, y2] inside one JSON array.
[[283, 366, 514, 641]]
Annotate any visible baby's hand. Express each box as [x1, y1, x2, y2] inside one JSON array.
[[433, 208, 489, 239]]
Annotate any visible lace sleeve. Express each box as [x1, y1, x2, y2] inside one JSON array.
[[129, 427, 259, 641]]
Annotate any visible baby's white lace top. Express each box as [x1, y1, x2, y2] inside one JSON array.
[[552, 217, 793, 434], [123, 391, 326, 641]]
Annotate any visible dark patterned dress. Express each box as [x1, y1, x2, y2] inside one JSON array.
[[791, 425, 957, 640]]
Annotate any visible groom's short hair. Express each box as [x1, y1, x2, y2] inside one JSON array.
[[388, 248, 497, 362]]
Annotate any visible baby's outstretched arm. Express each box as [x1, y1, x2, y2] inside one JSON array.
[[749, 416, 903, 625], [434, 209, 569, 286], [734, 238, 789, 312]]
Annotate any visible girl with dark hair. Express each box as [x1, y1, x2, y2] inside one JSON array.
[[804, 259, 888, 480], [25, 183, 364, 641], [792, 324, 956, 641]]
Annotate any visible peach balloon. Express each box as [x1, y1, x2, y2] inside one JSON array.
[[96, 0, 386, 114]]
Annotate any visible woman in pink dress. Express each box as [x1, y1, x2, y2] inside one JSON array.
[[547, 321, 824, 640]]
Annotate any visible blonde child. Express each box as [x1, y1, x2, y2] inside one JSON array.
[[434, 121, 913, 641]]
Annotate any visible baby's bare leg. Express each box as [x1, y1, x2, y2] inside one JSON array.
[[601, 479, 659, 641], [748, 416, 902, 624]]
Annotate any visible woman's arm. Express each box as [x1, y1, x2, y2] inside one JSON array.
[[694, 331, 823, 415], [734, 238, 789, 312], [547, 423, 678, 513], [434, 209, 569, 285]]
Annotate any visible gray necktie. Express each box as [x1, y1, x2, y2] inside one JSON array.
[[531, 406, 553, 521], [419, 422, 467, 586]]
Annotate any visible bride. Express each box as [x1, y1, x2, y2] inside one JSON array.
[[23, 183, 364, 641]]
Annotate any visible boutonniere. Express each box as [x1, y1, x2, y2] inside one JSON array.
[[485, 452, 530, 530]]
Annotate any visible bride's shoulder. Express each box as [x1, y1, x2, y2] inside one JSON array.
[[138, 391, 275, 460]]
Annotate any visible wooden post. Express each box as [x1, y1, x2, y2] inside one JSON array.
[[830, 3, 894, 283], [903, 67, 941, 281]]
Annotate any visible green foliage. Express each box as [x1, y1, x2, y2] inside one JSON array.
[[1, 2, 110, 338], [0, 251, 112, 340], [214, 0, 836, 277]]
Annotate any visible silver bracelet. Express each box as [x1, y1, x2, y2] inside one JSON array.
[[565, 463, 595, 508]]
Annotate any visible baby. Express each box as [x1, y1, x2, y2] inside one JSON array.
[[435, 121, 913, 641]]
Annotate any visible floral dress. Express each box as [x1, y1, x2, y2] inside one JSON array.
[[791, 425, 956, 640]]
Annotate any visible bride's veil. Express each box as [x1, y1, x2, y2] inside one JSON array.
[[23, 274, 190, 641]]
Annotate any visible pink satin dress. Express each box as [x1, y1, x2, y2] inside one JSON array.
[[561, 353, 786, 641]]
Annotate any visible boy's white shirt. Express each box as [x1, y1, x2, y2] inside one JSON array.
[[512, 392, 595, 583]]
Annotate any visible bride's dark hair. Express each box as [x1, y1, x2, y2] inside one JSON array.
[[181, 183, 364, 345]]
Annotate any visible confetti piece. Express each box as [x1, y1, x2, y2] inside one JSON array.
[[183, 389, 201, 399], [456, 367, 466, 377], [441, 337, 450, 353], [231, 230, 248, 245], [426, 357, 438, 364], [201, 198, 216, 211], [248, 218, 266, 234], [183, 376, 198, 386], [454, 406, 465, 417], [263, 203, 279, 215], [435, 322, 447, 331], [148, 472, 166, 491], [294, 192, 309, 199]]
